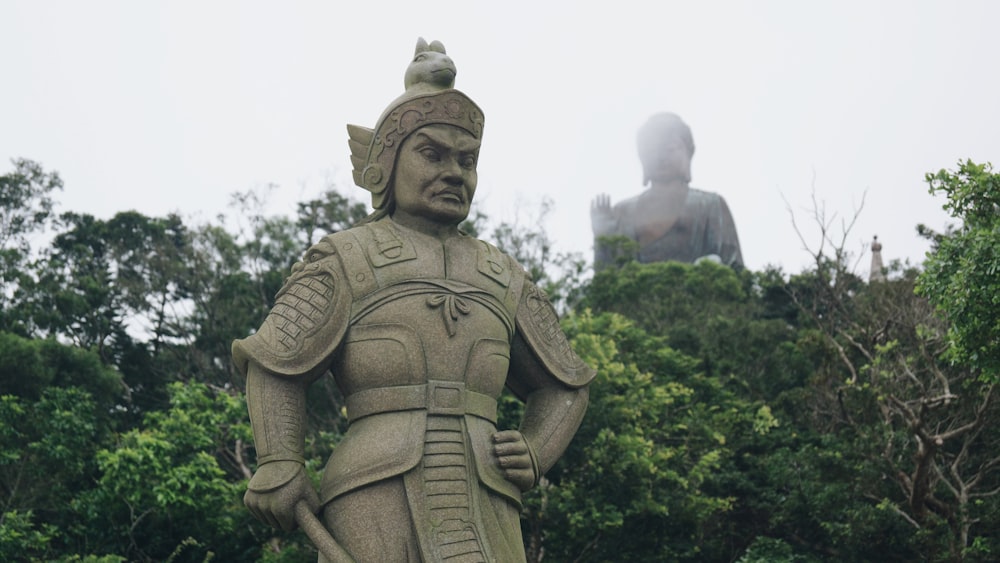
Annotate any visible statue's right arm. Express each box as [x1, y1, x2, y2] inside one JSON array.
[[233, 233, 353, 529], [243, 362, 320, 531], [592, 194, 633, 270]]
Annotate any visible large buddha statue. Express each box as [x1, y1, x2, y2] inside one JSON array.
[[591, 112, 743, 269]]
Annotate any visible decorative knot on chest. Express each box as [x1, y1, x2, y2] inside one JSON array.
[[427, 293, 471, 337]]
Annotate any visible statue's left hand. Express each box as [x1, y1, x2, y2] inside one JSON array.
[[492, 430, 536, 491]]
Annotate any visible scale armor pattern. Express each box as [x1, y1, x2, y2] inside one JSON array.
[[270, 272, 337, 355]]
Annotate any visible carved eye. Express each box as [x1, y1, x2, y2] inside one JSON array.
[[460, 155, 477, 169], [420, 147, 440, 161], [414, 53, 427, 62]]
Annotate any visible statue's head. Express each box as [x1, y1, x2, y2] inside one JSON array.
[[348, 38, 484, 222], [637, 113, 694, 186]]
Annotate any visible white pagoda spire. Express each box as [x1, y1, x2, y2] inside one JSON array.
[[869, 235, 885, 282]]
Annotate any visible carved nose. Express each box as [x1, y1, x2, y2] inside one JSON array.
[[442, 157, 465, 178]]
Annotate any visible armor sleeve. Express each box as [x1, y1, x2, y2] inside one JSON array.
[[245, 362, 308, 487], [232, 235, 352, 380]]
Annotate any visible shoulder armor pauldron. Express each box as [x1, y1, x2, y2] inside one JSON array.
[[515, 279, 596, 388], [232, 233, 352, 379]]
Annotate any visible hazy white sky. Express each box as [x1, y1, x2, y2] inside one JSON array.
[[3, 1, 998, 275]]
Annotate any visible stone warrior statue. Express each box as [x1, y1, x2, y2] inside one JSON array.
[[591, 112, 743, 270], [233, 38, 595, 562]]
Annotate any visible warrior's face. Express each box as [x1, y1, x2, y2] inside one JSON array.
[[392, 124, 480, 227]]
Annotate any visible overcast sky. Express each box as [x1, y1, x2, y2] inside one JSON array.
[[3, 1, 998, 276]]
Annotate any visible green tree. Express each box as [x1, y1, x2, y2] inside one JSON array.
[[1, 388, 101, 540], [918, 160, 1000, 382], [780, 197, 1000, 561], [74, 382, 264, 562], [583, 260, 824, 559], [171, 222, 271, 388], [16, 211, 199, 417], [294, 186, 369, 247], [0, 158, 62, 332], [585, 259, 814, 405], [519, 310, 776, 561], [0, 334, 123, 560], [0, 508, 59, 562]]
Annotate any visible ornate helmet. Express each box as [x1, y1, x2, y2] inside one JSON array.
[[347, 38, 485, 210]]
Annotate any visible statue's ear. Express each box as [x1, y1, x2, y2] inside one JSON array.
[[414, 37, 428, 55], [429, 40, 446, 54]]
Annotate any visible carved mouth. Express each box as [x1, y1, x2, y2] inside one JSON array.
[[434, 188, 465, 203]]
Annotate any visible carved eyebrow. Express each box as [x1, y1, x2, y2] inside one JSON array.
[[408, 131, 438, 146], [411, 129, 481, 152]]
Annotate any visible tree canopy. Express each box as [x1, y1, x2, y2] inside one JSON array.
[[917, 160, 1000, 382], [2, 157, 999, 562]]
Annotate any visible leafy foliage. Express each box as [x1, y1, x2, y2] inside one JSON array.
[[918, 160, 1000, 382], [0, 158, 62, 333], [521, 310, 759, 561], [3, 157, 1000, 562], [779, 189, 1000, 562], [74, 382, 260, 562]]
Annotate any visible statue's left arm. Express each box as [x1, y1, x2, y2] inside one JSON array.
[[499, 281, 596, 489]]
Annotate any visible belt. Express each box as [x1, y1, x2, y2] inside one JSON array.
[[345, 380, 498, 423]]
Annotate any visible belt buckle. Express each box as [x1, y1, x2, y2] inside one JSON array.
[[426, 380, 466, 416]]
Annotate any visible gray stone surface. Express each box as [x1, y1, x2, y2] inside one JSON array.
[[233, 38, 595, 562], [592, 112, 743, 269]]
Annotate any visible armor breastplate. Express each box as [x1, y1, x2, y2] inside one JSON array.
[[329, 220, 521, 398], [320, 220, 526, 508]]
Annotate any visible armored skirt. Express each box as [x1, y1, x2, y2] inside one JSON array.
[[321, 414, 526, 562]]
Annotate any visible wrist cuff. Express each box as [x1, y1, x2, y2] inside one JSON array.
[[256, 453, 305, 466], [525, 438, 541, 489]]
